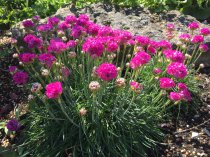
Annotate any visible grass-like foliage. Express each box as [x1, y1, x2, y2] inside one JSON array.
[[2, 16, 209, 156]]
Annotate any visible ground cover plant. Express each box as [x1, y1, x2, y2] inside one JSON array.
[[0, 15, 210, 157]]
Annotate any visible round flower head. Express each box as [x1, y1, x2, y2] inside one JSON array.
[[169, 92, 181, 101], [9, 66, 17, 74], [41, 69, 49, 76], [58, 21, 70, 30], [89, 81, 101, 92], [65, 15, 77, 24], [13, 71, 29, 85], [31, 82, 43, 93], [130, 81, 143, 93], [38, 53, 56, 68], [166, 62, 187, 79], [106, 41, 118, 53], [77, 14, 89, 26], [68, 51, 77, 58], [135, 36, 150, 47], [158, 40, 172, 50], [22, 20, 35, 28], [79, 108, 87, 116], [199, 44, 209, 52], [23, 34, 42, 49], [67, 40, 77, 49], [6, 119, 20, 131], [179, 89, 191, 101], [48, 39, 67, 54], [97, 63, 117, 81], [48, 16, 60, 26], [116, 78, 126, 87], [200, 28, 210, 36], [32, 15, 40, 22], [130, 52, 151, 69], [82, 38, 104, 58], [98, 26, 113, 37], [37, 24, 53, 33], [169, 51, 184, 63], [19, 52, 36, 64], [177, 83, 188, 91], [159, 78, 175, 89], [188, 22, 199, 30], [166, 23, 175, 31], [45, 82, 62, 99], [179, 33, 190, 43], [153, 68, 162, 74], [191, 35, 204, 44], [72, 25, 86, 38], [60, 66, 70, 78], [118, 31, 132, 44]]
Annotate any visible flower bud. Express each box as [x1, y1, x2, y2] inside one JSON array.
[[185, 54, 192, 59], [199, 63, 205, 69], [19, 62, 23, 66], [117, 67, 121, 72], [116, 78, 126, 87], [176, 41, 182, 46], [126, 54, 131, 58], [181, 44, 187, 50], [78, 64, 83, 69], [41, 69, 49, 76], [79, 108, 87, 116], [57, 30, 65, 37], [28, 94, 34, 101], [31, 82, 43, 93], [68, 51, 77, 58], [126, 63, 130, 68], [13, 53, 19, 58], [89, 81, 100, 92], [62, 36, 67, 42]]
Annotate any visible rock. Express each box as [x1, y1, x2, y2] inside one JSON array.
[[191, 132, 199, 138]]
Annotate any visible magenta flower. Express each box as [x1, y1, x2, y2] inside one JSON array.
[[179, 89, 191, 101], [158, 40, 172, 50], [118, 31, 132, 44], [166, 62, 187, 79], [170, 51, 184, 63], [72, 25, 86, 38], [48, 39, 67, 54], [166, 23, 175, 31], [32, 15, 40, 22], [82, 38, 104, 58], [130, 81, 143, 93], [200, 28, 210, 36], [38, 53, 56, 68], [48, 16, 60, 26], [13, 71, 29, 85], [61, 66, 70, 78], [130, 52, 151, 69], [153, 68, 162, 74], [58, 21, 70, 30], [67, 40, 77, 49], [23, 34, 42, 49], [87, 22, 100, 36], [199, 44, 209, 52], [169, 92, 181, 101], [77, 14, 89, 26], [9, 66, 17, 74], [177, 83, 188, 91], [135, 36, 150, 47], [179, 34, 191, 43], [45, 82, 63, 99], [96, 63, 117, 81], [6, 119, 20, 131], [188, 22, 199, 30], [37, 24, 53, 32], [191, 35, 204, 44], [65, 15, 77, 24], [98, 26, 113, 37], [106, 41, 118, 53], [22, 20, 35, 28], [159, 78, 175, 89], [19, 52, 36, 64]]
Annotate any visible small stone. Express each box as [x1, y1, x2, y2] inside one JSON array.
[[191, 132, 199, 138]]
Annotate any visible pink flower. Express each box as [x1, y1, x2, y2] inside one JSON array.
[[158, 40, 172, 50], [19, 52, 36, 64], [96, 63, 117, 81], [22, 20, 35, 28], [167, 50, 184, 63], [153, 68, 162, 74], [48, 39, 67, 54], [13, 71, 29, 85], [6, 119, 20, 131], [179, 89, 191, 101], [159, 78, 175, 89], [77, 14, 89, 26], [188, 22, 199, 30], [87, 22, 99, 36], [9, 66, 17, 74], [37, 24, 53, 32], [106, 41, 118, 53], [191, 35, 204, 44], [45, 82, 62, 99], [98, 26, 113, 37], [200, 28, 210, 36], [130, 52, 151, 69], [58, 22, 70, 30], [38, 53, 56, 68], [118, 31, 133, 44], [32, 15, 40, 22], [48, 16, 60, 25], [179, 34, 190, 43], [71, 25, 86, 38], [82, 38, 104, 58], [23, 34, 42, 49], [67, 40, 77, 49], [169, 92, 181, 101], [177, 83, 188, 91], [65, 15, 77, 24], [199, 44, 209, 52], [135, 36, 150, 47], [166, 23, 175, 31], [166, 62, 187, 79], [130, 81, 143, 93], [61, 66, 70, 78]]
